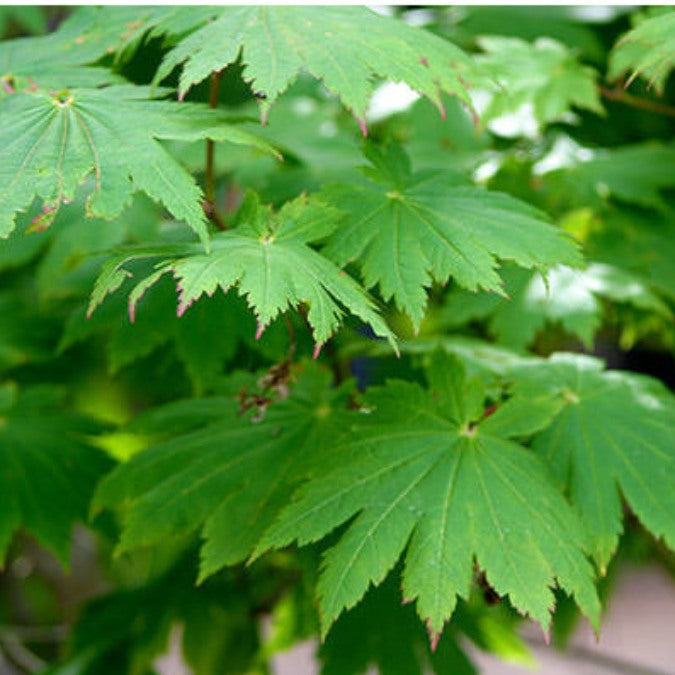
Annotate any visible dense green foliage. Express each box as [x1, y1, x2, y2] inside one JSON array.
[[0, 6, 674, 674]]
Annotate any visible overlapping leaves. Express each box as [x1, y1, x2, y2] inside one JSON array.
[[256, 353, 600, 639], [321, 144, 582, 328], [441, 263, 672, 350], [94, 363, 354, 580]]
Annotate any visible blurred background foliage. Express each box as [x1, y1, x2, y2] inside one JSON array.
[[0, 5, 673, 674]]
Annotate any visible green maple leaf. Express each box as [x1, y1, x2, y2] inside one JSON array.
[[320, 144, 582, 329], [442, 263, 672, 350], [0, 5, 184, 92], [88, 194, 396, 350], [0, 383, 112, 565], [0, 83, 278, 244], [94, 363, 354, 579], [609, 8, 675, 94], [509, 353, 675, 573], [150, 6, 479, 128], [474, 36, 603, 128], [256, 352, 600, 640], [0, 7, 183, 95]]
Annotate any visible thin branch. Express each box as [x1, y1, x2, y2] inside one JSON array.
[[204, 69, 226, 231], [0, 625, 68, 642], [526, 634, 673, 675], [600, 86, 675, 117], [0, 635, 46, 673]]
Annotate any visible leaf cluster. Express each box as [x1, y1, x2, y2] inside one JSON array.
[[0, 6, 674, 674]]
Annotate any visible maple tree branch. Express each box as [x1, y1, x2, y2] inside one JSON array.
[[204, 69, 226, 231], [0, 632, 46, 673], [526, 634, 671, 675], [600, 86, 675, 118]]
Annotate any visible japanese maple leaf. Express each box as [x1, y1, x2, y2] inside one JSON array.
[[256, 352, 599, 641], [509, 353, 675, 572], [321, 144, 582, 329], [0, 84, 278, 244], [148, 6, 479, 129], [87, 194, 396, 351], [609, 8, 675, 93]]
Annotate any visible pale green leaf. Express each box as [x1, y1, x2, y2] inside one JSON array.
[[474, 36, 603, 129], [321, 144, 582, 328], [609, 8, 675, 94], [510, 353, 675, 572], [0, 84, 279, 244], [151, 6, 479, 127]]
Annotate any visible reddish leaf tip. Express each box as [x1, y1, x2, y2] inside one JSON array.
[[128, 303, 136, 324], [312, 342, 324, 360], [429, 630, 441, 652], [255, 322, 266, 340], [356, 117, 368, 137]]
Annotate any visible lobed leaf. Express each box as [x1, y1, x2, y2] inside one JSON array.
[[0, 84, 278, 245], [321, 144, 582, 329], [150, 6, 480, 128], [257, 353, 600, 640], [88, 194, 396, 351], [474, 36, 603, 129], [509, 353, 675, 572], [609, 8, 675, 94]]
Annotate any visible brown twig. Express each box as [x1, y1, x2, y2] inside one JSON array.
[[600, 85, 675, 118], [204, 70, 226, 230]]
